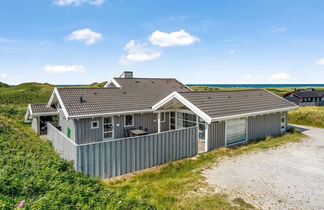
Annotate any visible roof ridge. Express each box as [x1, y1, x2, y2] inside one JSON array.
[[182, 89, 262, 93], [114, 77, 177, 80], [57, 87, 120, 90]]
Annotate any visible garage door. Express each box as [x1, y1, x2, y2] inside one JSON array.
[[226, 118, 247, 145]]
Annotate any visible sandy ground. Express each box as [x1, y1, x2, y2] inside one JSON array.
[[203, 125, 324, 210]]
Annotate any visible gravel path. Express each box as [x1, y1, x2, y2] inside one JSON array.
[[203, 125, 324, 210]]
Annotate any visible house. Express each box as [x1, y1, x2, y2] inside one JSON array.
[[283, 88, 324, 106], [25, 71, 298, 178]]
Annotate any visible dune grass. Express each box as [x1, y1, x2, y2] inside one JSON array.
[[0, 113, 154, 209], [107, 129, 305, 209], [288, 106, 324, 128]]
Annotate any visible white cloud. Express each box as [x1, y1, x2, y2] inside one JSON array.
[[271, 27, 287, 33], [54, 0, 104, 6], [229, 49, 235, 54], [67, 28, 103, 45], [314, 58, 324, 65], [119, 40, 161, 65], [149, 30, 200, 47], [0, 72, 8, 78], [270, 72, 290, 80], [43, 65, 86, 74]]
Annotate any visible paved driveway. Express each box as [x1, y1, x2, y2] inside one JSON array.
[[203, 125, 324, 209]]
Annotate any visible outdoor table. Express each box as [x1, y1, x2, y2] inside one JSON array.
[[129, 129, 148, 136]]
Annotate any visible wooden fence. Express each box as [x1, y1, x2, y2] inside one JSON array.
[[47, 123, 198, 178]]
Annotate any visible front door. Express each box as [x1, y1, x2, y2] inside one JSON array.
[[103, 117, 114, 140]]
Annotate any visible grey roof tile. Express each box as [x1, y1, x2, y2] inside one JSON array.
[[113, 78, 191, 92], [179, 89, 296, 119], [30, 104, 57, 114], [58, 78, 191, 117], [290, 89, 324, 98]]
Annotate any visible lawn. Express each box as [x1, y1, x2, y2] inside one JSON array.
[[288, 106, 324, 128], [107, 129, 305, 209]]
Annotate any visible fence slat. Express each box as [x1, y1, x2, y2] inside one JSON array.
[[49, 124, 198, 178]]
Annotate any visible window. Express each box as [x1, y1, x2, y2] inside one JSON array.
[[198, 117, 206, 140], [91, 121, 99, 129], [103, 117, 113, 139], [226, 118, 247, 145], [170, 112, 176, 130], [281, 112, 286, 132], [160, 112, 165, 122], [176, 112, 197, 129], [124, 115, 134, 127]]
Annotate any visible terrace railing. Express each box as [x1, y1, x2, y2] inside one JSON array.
[[47, 124, 198, 178], [47, 123, 78, 168]]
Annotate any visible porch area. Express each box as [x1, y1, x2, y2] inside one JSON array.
[[47, 123, 198, 178]]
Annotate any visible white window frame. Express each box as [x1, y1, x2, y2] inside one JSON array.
[[103, 117, 114, 140], [169, 112, 176, 130], [225, 118, 248, 146], [160, 112, 165, 122], [91, 120, 99, 129], [281, 112, 286, 132], [124, 114, 134, 127], [176, 112, 197, 129]]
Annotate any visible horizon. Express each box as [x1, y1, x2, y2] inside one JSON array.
[[1, 1, 324, 85]]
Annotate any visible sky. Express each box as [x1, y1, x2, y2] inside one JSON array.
[[1, 0, 324, 85]]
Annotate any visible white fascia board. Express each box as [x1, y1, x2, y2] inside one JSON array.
[[24, 104, 32, 121], [152, 91, 212, 124], [152, 91, 178, 110], [104, 78, 121, 88], [69, 109, 152, 120], [48, 88, 70, 120], [32, 112, 59, 117], [211, 106, 298, 122]]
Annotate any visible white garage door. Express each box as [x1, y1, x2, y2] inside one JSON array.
[[226, 118, 247, 145]]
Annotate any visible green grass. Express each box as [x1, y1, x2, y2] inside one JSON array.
[[108, 129, 305, 209], [0, 81, 9, 88], [0, 83, 311, 209], [0, 83, 54, 104], [0, 113, 154, 209], [288, 106, 324, 128], [190, 86, 324, 97], [0, 81, 108, 105]]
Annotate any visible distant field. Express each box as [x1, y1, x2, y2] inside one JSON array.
[[288, 106, 324, 128], [0, 82, 107, 105], [190, 86, 324, 96]]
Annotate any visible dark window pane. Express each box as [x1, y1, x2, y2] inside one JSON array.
[[125, 115, 133, 126], [104, 132, 112, 139]]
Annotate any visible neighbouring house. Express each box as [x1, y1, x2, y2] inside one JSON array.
[[25, 71, 298, 178], [283, 88, 324, 106]]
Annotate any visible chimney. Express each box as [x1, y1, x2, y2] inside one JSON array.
[[119, 71, 133, 78]]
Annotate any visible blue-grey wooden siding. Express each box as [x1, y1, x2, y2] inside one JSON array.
[[248, 112, 281, 140], [59, 109, 76, 141], [207, 121, 225, 151], [47, 123, 78, 168], [74, 117, 103, 144], [73, 113, 159, 143], [114, 113, 158, 139], [76, 127, 198, 178], [161, 112, 170, 132], [207, 112, 284, 151]]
